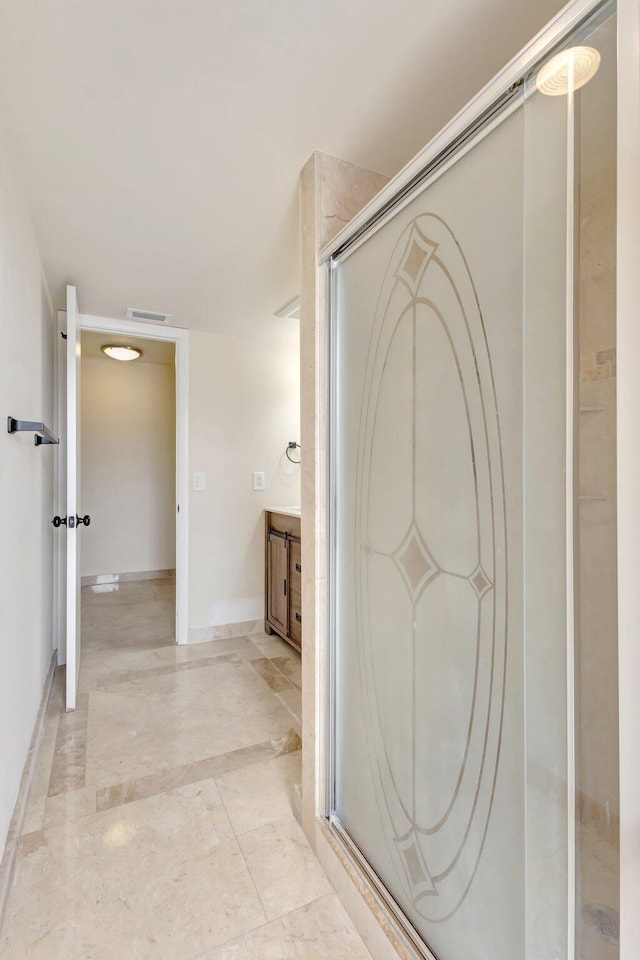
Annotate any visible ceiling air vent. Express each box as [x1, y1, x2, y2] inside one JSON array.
[[126, 307, 173, 324]]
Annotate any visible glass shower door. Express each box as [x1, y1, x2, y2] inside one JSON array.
[[329, 12, 616, 957]]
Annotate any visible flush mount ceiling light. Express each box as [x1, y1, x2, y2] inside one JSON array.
[[101, 344, 142, 362], [536, 45, 601, 96]]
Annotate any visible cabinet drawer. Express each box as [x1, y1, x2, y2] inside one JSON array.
[[290, 605, 302, 645], [288, 540, 302, 594], [267, 512, 301, 540], [289, 583, 302, 613]]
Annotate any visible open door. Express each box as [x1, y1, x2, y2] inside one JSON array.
[[65, 284, 85, 711]]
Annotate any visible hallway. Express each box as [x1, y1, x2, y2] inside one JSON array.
[[0, 581, 370, 959]]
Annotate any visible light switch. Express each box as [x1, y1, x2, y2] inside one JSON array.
[[253, 471, 265, 491], [193, 471, 206, 491]]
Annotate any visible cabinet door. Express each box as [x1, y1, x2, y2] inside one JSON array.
[[267, 532, 288, 635]]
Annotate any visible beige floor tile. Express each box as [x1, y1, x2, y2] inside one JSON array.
[[239, 817, 333, 920], [1, 580, 368, 960], [270, 655, 302, 690], [47, 707, 88, 796], [82, 597, 176, 647], [43, 786, 97, 828], [276, 685, 302, 724], [216, 753, 302, 836], [79, 635, 263, 690], [173, 635, 265, 663], [20, 794, 46, 837], [85, 660, 296, 788], [250, 657, 295, 692], [201, 893, 370, 959], [252, 635, 300, 663], [81, 577, 175, 607], [1, 781, 266, 960], [96, 732, 300, 813], [79, 647, 175, 690], [94, 650, 242, 691]]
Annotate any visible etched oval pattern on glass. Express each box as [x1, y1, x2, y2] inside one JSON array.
[[355, 214, 508, 922]]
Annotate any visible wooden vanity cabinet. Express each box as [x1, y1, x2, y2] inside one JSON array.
[[264, 510, 301, 653]]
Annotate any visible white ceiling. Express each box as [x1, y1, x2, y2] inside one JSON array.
[[0, 0, 565, 335], [81, 330, 175, 365]]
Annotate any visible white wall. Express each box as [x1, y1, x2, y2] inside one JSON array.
[[189, 328, 300, 632], [0, 137, 54, 855], [80, 356, 175, 577]]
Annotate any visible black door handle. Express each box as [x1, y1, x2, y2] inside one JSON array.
[[52, 514, 90, 528]]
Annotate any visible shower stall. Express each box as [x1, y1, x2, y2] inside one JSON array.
[[318, 1, 638, 958]]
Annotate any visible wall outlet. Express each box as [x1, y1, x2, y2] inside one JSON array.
[[253, 471, 265, 491], [193, 471, 206, 491]]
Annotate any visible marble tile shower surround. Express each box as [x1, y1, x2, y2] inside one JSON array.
[[577, 139, 619, 958], [299, 152, 390, 845], [0, 579, 369, 960]]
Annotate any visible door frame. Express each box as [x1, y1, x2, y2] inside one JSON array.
[[54, 311, 190, 655]]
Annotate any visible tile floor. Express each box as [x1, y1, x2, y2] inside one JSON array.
[[0, 578, 371, 960]]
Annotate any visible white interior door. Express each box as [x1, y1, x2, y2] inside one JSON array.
[[65, 284, 82, 711]]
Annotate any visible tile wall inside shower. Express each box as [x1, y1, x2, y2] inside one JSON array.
[[577, 13, 619, 959]]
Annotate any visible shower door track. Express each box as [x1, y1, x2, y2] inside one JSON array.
[[329, 815, 442, 960], [319, 0, 612, 268]]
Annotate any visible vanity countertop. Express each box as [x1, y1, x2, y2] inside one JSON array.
[[266, 507, 301, 518]]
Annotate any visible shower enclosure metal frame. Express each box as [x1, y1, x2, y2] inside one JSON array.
[[318, 0, 640, 957]]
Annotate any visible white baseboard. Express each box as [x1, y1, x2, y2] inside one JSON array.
[[188, 619, 266, 644], [81, 568, 176, 586]]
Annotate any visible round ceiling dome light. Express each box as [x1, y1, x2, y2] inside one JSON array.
[[101, 344, 142, 362], [536, 45, 601, 96]]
